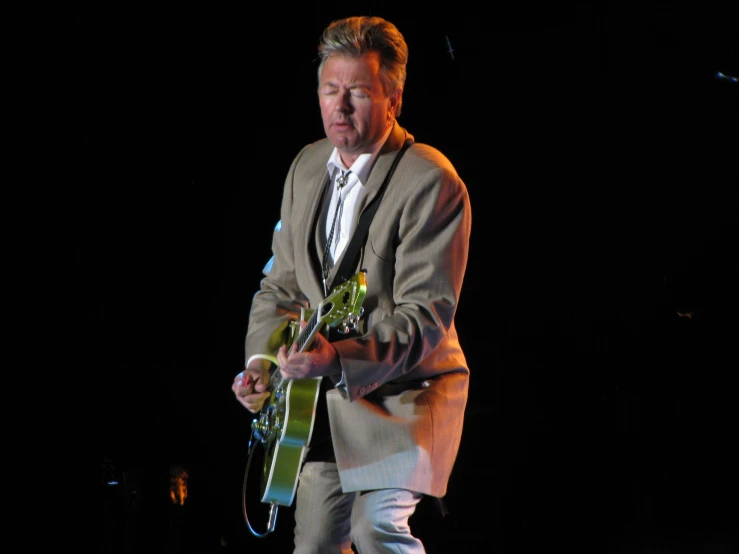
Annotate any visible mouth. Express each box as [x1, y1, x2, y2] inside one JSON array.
[[331, 119, 353, 131]]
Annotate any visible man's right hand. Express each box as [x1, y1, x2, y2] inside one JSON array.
[[232, 367, 271, 413]]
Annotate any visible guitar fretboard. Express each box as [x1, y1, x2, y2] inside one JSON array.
[[268, 309, 320, 392]]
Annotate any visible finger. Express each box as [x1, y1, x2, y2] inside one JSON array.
[[244, 392, 271, 413], [280, 366, 290, 380], [236, 371, 254, 384], [234, 372, 250, 389], [277, 346, 288, 367]]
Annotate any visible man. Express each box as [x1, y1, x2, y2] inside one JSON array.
[[232, 15, 471, 553]]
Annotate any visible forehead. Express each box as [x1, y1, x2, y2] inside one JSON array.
[[320, 51, 382, 85]]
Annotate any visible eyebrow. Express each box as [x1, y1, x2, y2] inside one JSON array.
[[320, 82, 372, 90]]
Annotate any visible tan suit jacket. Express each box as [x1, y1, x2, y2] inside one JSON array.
[[245, 123, 471, 497]]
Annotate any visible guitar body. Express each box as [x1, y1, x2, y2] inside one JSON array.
[[260, 374, 322, 506], [252, 271, 367, 508]]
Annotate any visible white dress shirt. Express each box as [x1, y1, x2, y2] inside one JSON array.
[[324, 126, 393, 264]]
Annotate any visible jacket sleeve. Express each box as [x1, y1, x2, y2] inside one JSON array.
[[244, 147, 312, 364]]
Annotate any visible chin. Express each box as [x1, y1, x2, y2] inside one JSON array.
[[330, 134, 355, 150]]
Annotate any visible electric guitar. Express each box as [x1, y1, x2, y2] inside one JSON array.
[[250, 271, 367, 508]]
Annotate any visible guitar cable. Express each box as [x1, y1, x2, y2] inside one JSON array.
[[241, 429, 278, 538]]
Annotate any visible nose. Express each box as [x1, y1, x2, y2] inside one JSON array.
[[335, 89, 352, 113]]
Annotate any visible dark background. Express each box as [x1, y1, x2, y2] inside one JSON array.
[[79, 3, 737, 552]]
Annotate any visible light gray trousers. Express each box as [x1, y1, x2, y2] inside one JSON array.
[[293, 461, 426, 554]]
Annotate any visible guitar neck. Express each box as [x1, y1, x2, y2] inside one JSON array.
[[294, 309, 321, 353], [266, 271, 366, 393]]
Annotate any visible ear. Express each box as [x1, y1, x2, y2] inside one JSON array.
[[389, 89, 402, 116]]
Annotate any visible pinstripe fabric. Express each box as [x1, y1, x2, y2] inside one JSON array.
[[294, 462, 425, 553], [246, 122, 471, 500], [294, 462, 354, 553]]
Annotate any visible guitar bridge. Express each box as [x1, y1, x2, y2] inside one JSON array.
[[251, 390, 284, 444]]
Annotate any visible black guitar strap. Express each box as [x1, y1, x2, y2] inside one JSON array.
[[330, 138, 413, 291], [305, 138, 413, 467]]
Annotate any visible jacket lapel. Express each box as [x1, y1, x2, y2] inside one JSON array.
[[356, 123, 412, 214]]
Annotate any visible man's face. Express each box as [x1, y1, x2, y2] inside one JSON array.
[[318, 52, 397, 166]]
